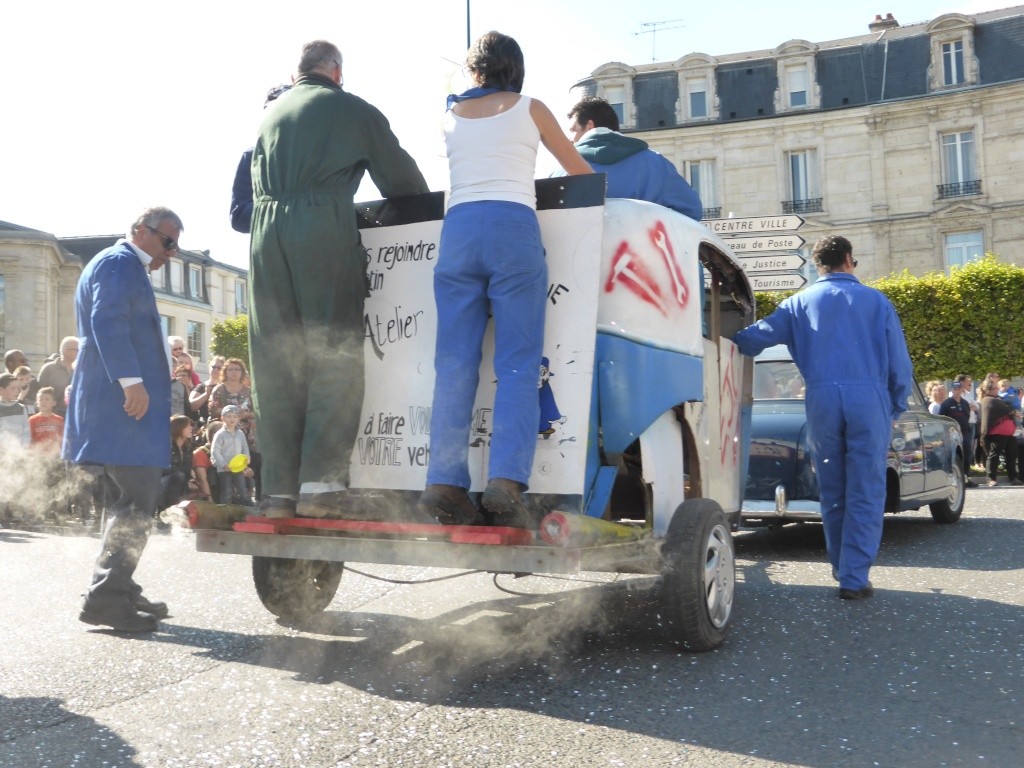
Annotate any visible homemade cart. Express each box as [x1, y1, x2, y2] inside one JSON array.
[[190, 176, 755, 651]]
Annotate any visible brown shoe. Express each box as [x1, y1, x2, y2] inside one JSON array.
[[481, 478, 531, 529], [418, 485, 483, 525]]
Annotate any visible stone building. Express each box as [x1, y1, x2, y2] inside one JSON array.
[[60, 237, 249, 378], [0, 222, 247, 376], [0, 221, 81, 365], [572, 6, 1024, 282]]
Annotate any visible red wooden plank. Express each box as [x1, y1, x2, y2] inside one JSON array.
[[236, 515, 535, 545]]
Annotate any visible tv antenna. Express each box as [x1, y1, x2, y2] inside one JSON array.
[[635, 18, 685, 62]]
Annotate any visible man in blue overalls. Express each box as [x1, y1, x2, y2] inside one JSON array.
[[734, 235, 914, 599]]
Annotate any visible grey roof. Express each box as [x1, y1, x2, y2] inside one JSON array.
[[584, 5, 1024, 130]]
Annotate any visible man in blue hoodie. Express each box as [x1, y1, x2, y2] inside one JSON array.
[[563, 96, 702, 221]]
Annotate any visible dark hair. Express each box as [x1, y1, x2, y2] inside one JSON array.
[[0, 372, 16, 389], [811, 235, 853, 272], [955, 373, 971, 384], [298, 40, 340, 76], [568, 96, 619, 132], [265, 83, 292, 106], [466, 31, 525, 92], [170, 414, 192, 440]]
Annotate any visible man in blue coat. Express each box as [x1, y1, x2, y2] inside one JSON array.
[[64, 207, 181, 631], [733, 235, 914, 600], [559, 96, 702, 221]]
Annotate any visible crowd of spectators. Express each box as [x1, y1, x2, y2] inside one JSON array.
[[1, 339, 261, 530]]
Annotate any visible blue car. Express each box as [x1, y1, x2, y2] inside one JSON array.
[[742, 345, 966, 526]]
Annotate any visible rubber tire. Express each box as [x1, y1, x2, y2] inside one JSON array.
[[252, 557, 344, 620], [661, 499, 735, 652], [929, 459, 966, 524]]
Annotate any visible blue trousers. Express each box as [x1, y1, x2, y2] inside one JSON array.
[[806, 384, 892, 591], [427, 201, 546, 489]]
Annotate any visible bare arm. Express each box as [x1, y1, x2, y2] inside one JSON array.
[[530, 99, 593, 176]]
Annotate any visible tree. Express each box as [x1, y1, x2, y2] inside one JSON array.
[[211, 315, 249, 367], [752, 255, 1024, 380]]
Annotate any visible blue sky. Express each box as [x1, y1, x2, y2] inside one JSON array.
[[0, 0, 1007, 268]]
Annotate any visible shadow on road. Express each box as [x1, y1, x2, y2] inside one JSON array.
[[736, 511, 1024, 572], [147, 567, 1023, 768], [0, 695, 142, 767]]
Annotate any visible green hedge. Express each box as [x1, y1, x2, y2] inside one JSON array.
[[752, 255, 1024, 380]]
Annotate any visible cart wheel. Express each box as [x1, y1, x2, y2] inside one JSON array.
[[252, 557, 343, 620], [660, 499, 735, 651]]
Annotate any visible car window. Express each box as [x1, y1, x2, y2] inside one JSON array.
[[754, 360, 805, 400]]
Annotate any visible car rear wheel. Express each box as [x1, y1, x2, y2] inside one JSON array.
[[660, 498, 735, 651], [929, 460, 965, 524], [252, 557, 344, 620]]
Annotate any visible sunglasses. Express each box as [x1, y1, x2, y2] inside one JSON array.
[[146, 225, 179, 253]]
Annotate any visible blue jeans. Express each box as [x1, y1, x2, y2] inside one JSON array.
[[427, 201, 546, 489], [218, 471, 253, 506]]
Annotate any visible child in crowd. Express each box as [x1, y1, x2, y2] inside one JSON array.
[[191, 420, 223, 501], [0, 372, 30, 446], [29, 387, 66, 521], [13, 366, 38, 415], [29, 387, 64, 454], [210, 405, 254, 506]]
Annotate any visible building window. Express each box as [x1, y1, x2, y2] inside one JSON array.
[[773, 42, 819, 112], [186, 321, 204, 360], [928, 14, 976, 91], [235, 280, 248, 313], [169, 259, 183, 294], [942, 41, 964, 85], [938, 131, 979, 198], [945, 231, 983, 269], [787, 65, 808, 107], [686, 77, 707, 119], [151, 264, 166, 290], [684, 159, 718, 216], [160, 315, 173, 339], [604, 85, 625, 125], [784, 150, 822, 213], [188, 265, 202, 299]]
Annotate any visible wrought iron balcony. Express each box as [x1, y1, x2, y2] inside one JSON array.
[[782, 198, 823, 214], [702, 207, 722, 219], [937, 179, 982, 198]]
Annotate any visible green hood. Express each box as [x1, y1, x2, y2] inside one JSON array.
[[575, 128, 648, 164]]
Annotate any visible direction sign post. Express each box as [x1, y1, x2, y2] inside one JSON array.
[[720, 234, 806, 252], [747, 273, 808, 292], [738, 253, 807, 273], [703, 215, 805, 234]]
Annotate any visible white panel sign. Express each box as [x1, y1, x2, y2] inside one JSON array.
[[738, 253, 807, 273], [703, 215, 805, 233], [747, 273, 808, 292], [352, 205, 605, 495], [721, 234, 806, 252]]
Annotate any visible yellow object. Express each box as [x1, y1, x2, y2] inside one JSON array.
[[228, 454, 249, 473], [539, 511, 645, 547]]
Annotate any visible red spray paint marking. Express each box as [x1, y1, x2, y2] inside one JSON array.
[[605, 240, 669, 316], [719, 352, 740, 467], [648, 221, 689, 308]]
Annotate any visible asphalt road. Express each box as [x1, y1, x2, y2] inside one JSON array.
[[1, 487, 1021, 768]]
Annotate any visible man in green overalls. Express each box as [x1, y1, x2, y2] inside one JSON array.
[[249, 40, 429, 518]]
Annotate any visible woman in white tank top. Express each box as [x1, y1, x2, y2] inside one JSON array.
[[419, 31, 592, 529]]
